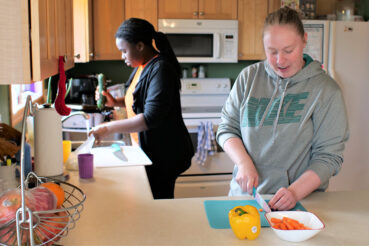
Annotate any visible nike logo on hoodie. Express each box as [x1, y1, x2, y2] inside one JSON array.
[[242, 92, 309, 127]]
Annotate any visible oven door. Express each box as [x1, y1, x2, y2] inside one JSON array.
[[174, 122, 234, 198], [182, 125, 234, 175]]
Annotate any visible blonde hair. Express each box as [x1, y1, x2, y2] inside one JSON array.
[[264, 7, 305, 38]]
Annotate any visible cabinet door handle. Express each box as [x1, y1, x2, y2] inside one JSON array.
[[193, 11, 198, 16], [199, 11, 204, 16], [74, 54, 80, 59], [89, 53, 94, 57]]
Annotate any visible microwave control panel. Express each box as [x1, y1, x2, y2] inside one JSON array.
[[223, 33, 236, 58]]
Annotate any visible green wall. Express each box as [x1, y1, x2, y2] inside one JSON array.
[[357, 0, 369, 21], [0, 85, 10, 124], [68, 60, 256, 86], [0, 60, 255, 125]]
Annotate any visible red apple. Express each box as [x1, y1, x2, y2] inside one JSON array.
[[28, 186, 57, 211], [0, 189, 35, 226]]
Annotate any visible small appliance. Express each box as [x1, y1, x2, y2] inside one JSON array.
[[159, 19, 238, 63], [65, 76, 97, 106]]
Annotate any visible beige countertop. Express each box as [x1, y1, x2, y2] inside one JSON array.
[[60, 166, 369, 246]]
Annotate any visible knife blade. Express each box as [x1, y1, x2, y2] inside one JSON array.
[[112, 143, 128, 162], [252, 187, 271, 213]]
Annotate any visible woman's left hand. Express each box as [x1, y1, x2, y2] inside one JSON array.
[[268, 187, 297, 211]]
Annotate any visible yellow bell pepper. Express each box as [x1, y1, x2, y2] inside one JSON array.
[[228, 205, 261, 240]]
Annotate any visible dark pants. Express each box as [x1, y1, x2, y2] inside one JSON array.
[[145, 161, 188, 199]]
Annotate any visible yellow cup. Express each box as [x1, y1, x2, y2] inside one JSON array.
[[62, 140, 72, 163]]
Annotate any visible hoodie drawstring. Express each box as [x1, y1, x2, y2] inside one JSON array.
[[258, 78, 291, 140], [258, 78, 280, 128], [273, 80, 291, 138]]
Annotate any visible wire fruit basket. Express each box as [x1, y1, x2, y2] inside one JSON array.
[[0, 173, 86, 246], [0, 96, 86, 246]]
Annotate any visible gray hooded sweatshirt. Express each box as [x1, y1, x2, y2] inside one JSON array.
[[216, 59, 349, 195]]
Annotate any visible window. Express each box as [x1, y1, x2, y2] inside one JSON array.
[[10, 81, 44, 126]]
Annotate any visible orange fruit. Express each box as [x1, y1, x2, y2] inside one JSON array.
[[40, 182, 65, 208]]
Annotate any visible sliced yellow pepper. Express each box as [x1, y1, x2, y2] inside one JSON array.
[[228, 205, 261, 240]]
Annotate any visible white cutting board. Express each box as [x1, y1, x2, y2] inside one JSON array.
[[91, 146, 152, 168]]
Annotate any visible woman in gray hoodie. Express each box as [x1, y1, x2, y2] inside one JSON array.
[[216, 7, 349, 210]]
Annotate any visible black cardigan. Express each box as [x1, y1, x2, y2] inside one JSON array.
[[125, 55, 194, 168]]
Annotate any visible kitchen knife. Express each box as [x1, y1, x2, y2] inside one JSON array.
[[252, 187, 271, 213], [112, 143, 128, 162]]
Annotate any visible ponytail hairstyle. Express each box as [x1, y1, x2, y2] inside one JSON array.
[[263, 7, 305, 39], [115, 18, 181, 80]]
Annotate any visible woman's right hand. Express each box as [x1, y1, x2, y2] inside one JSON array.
[[89, 124, 109, 144], [95, 89, 116, 107], [236, 163, 259, 195]]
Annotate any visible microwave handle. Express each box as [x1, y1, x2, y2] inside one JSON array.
[[214, 33, 221, 59]]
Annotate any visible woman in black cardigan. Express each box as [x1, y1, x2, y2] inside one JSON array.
[[90, 18, 194, 199]]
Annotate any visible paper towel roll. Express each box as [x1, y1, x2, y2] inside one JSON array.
[[34, 107, 64, 176]]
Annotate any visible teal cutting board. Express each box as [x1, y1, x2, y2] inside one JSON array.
[[204, 200, 306, 229]]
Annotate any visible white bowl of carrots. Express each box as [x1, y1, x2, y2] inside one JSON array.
[[265, 211, 325, 242]]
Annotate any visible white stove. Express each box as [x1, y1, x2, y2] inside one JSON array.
[[175, 78, 235, 198], [180, 78, 230, 128]]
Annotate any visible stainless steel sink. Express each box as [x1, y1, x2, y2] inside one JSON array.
[[70, 139, 129, 151], [64, 131, 131, 150]]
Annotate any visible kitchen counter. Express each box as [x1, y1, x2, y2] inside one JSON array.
[[61, 167, 369, 245]]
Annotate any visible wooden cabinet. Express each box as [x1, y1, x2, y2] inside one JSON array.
[[238, 0, 268, 60], [74, 0, 159, 62], [92, 0, 124, 60], [0, 0, 74, 84], [73, 0, 93, 63], [268, 0, 281, 13], [74, 0, 125, 61], [73, 0, 125, 62], [74, 0, 124, 62], [125, 0, 158, 30], [158, 0, 237, 19]]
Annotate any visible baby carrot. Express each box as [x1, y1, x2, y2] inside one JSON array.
[[283, 221, 294, 230], [286, 218, 302, 229], [286, 217, 300, 224], [271, 216, 311, 230], [271, 218, 282, 224], [279, 223, 287, 230], [272, 223, 281, 229]]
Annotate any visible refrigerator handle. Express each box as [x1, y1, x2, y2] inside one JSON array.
[[328, 22, 338, 82]]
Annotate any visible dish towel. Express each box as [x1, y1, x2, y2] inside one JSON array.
[[195, 121, 217, 166]]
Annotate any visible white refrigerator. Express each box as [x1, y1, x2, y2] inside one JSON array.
[[303, 20, 369, 191]]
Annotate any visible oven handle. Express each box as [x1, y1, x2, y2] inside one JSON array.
[[186, 124, 218, 133]]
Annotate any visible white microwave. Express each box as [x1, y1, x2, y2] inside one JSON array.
[[158, 19, 238, 63]]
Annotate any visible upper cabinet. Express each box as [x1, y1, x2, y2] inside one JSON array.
[[238, 0, 268, 60], [92, 0, 124, 60], [73, 0, 93, 63], [126, 0, 158, 30], [158, 0, 237, 19], [238, 0, 282, 60], [268, 0, 281, 13], [74, 0, 124, 62], [74, 0, 158, 62], [0, 0, 74, 84]]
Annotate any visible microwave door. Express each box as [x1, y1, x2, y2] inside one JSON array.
[[166, 33, 214, 62]]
